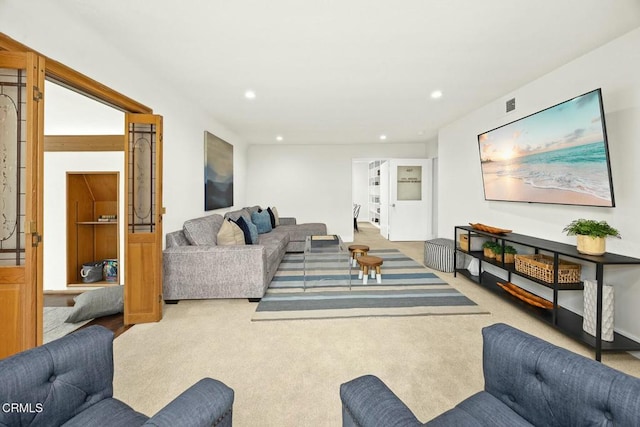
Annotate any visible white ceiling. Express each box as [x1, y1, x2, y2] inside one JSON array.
[[56, 0, 640, 145]]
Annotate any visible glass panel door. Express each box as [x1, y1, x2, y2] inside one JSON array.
[[0, 66, 26, 266], [124, 113, 163, 324], [0, 52, 44, 358]]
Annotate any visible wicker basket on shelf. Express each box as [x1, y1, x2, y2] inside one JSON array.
[[514, 254, 581, 285]]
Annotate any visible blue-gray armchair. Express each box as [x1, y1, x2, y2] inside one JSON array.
[[0, 325, 234, 427], [340, 323, 640, 426]]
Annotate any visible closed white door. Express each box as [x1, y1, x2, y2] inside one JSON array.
[[379, 161, 390, 239], [388, 159, 432, 241]]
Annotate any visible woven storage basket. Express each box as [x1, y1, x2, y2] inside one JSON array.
[[514, 254, 581, 284]]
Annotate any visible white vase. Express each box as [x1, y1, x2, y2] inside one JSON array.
[[583, 279, 614, 342]]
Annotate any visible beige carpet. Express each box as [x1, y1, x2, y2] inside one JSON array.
[[112, 223, 640, 426]]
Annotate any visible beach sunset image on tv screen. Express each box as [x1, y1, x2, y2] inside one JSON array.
[[478, 89, 615, 207]]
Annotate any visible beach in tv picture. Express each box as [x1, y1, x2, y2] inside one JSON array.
[[478, 89, 615, 207]]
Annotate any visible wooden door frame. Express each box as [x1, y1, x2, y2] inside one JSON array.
[[0, 33, 151, 114], [1, 32, 160, 351]]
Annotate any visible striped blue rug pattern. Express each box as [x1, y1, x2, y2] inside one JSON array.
[[253, 249, 488, 321]]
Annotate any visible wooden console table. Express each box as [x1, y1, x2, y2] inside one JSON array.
[[453, 225, 640, 361]]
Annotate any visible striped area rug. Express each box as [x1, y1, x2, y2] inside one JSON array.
[[252, 249, 489, 321]]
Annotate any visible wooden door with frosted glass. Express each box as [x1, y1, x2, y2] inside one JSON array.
[[0, 52, 44, 358], [124, 113, 163, 324]]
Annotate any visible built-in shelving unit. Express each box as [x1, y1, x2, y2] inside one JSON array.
[[454, 225, 640, 361], [67, 173, 119, 286], [368, 160, 381, 226]]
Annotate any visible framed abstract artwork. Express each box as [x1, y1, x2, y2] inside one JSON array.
[[204, 131, 234, 210]]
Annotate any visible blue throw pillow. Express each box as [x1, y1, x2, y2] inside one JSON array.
[[246, 220, 259, 243], [233, 217, 252, 245], [251, 210, 273, 234], [266, 207, 276, 228]]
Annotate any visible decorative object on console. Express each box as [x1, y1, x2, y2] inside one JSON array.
[[563, 218, 621, 256], [204, 131, 234, 210], [583, 279, 614, 342], [496, 281, 553, 309], [501, 245, 517, 263], [514, 254, 581, 284], [494, 245, 518, 263], [482, 241, 497, 258], [491, 244, 503, 260], [469, 223, 512, 234], [459, 233, 488, 252]]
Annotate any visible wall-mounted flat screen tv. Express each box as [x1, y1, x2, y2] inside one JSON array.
[[478, 88, 615, 207]]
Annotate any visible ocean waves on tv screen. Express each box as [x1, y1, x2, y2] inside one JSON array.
[[486, 142, 612, 202]]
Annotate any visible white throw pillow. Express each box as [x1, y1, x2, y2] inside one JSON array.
[[271, 206, 280, 226], [217, 220, 245, 245]]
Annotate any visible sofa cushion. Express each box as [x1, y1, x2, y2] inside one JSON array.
[[224, 209, 251, 224], [166, 230, 190, 248], [244, 205, 261, 215], [277, 223, 327, 242], [251, 210, 273, 234], [217, 220, 245, 246], [183, 214, 224, 246], [61, 397, 149, 427], [426, 391, 533, 426]]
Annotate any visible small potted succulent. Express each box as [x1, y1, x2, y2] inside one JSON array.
[[502, 245, 517, 263], [563, 219, 621, 256], [492, 244, 504, 262], [482, 241, 497, 258]]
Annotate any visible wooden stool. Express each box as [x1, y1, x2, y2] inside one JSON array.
[[348, 244, 369, 267], [357, 255, 383, 284]]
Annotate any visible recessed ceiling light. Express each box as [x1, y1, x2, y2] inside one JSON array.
[[276, 135, 283, 141], [431, 90, 443, 99], [379, 135, 387, 141], [244, 90, 256, 99]]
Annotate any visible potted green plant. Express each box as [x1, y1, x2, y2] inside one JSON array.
[[492, 244, 504, 262], [482, 241, 497, 258], [562, 219, 621, 256], [502, 245, 517, 263]]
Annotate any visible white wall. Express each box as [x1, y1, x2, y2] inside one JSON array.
[[246, 143, 428, 242], [351, 161, 369, 220], [438, 28, 640, 345]]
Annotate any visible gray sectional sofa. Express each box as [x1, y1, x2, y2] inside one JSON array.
[[163, 206, 326, 301]]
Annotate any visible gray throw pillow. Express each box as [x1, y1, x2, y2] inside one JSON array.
[[65, 286, 124, 323]]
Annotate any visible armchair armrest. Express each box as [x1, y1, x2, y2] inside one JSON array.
[[144, 378, 234, 427], [340, 375, 422, 427]]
